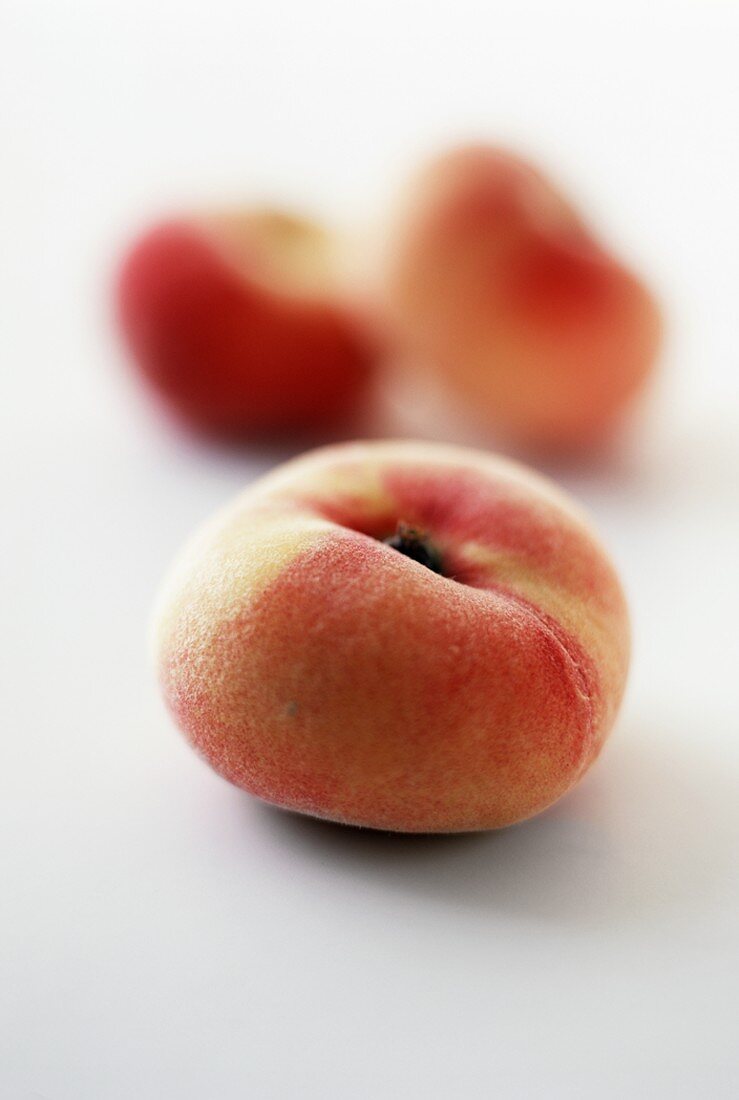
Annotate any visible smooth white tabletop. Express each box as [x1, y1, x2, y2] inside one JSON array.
[[2, 2, 738, 1097]]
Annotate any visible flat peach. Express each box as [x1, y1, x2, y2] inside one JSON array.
[[386, 146, 662, 451], [118, 209, 376, 435], [153, 440, 630, 832]]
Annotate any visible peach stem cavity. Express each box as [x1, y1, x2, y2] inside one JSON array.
[[383, 521, 443, 575]]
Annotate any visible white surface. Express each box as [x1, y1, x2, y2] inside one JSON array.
[[2, 2, 739, 1097]]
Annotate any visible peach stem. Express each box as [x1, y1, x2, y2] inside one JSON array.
[[383, 521, 443, 575]]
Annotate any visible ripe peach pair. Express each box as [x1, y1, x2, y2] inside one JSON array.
[[119, 145, 662, 450]]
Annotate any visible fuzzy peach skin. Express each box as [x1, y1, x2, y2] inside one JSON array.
[[385, 146, 663, 451], [118, 209, 376, 435], [153, 440, 630, 832]]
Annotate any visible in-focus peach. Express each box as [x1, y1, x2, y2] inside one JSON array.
[[118, 209, 376, 435], [385, 146, 662, 451], [153, 440, 630, 832]]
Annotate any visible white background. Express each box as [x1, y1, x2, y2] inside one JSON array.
[[2, 2, 738, 1097]]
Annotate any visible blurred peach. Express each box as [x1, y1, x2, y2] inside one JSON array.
[[118, 209, 377, 437], [385, 146, 662, 451]]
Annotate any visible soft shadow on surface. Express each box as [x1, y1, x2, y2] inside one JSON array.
[[368, 365, 670, 494], [254, 721, 738, 927], [158, 374, 404, 475], [150, 362, 739, 527]]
